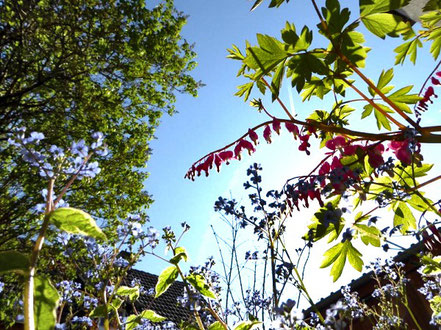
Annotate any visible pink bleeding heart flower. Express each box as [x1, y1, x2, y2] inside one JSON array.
[[272, 118, 281, 135], [331, 156, 342, 170], [325, 135, 346, 150], [234, 139, 255, 159], [214, 154, 222, 172], [263, 125, 272, 143], [248, 129, 259, 145], [367, 145, 385, 168], [319, 161, 330, 176], [285, 122, 299, 138], [389, 140, 412, 165], [218, 150, 233, 164]]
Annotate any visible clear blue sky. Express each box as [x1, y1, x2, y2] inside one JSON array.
[[137, 0, 441, 304]]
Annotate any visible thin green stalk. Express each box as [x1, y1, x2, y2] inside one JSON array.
[[292, 266, 325, 324], [403, 300, 422, 330], [24, 179, 54, 330]]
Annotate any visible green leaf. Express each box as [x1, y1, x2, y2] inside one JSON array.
[[110, 297, 123, 310], [227, 45, 245, 60], [125, 315, 141, 330], [354, 224, 381, 247], [270, 59, 286, 100], [377, 68, 394, 90], [250, 0, 264, 11], [430, 295, 441, 317], [362, 13, 407, 39], [330, 242, 348, 282], [370, 175, 393, 195], [393, 201, 416, 234], [186, 273, 216, 299], [321, 242, 344, 269], [208, 321, 225, 330], [407, 194, 432, 212], [0, 251, 29, 275], [140, 309, 166, 322], [374, 108, 392, 130], [347, 243, 363, 272], [235, 82, 254, 101], [116, 285, 139, 301], [395, 38, 422, 64], [155, 266, 179, 298], [49, 207, 106, 241], [360, 0, 410, 16], [244, 34, 288, 73], [89, 305, 107, 318], [361, 104, 373, 119], [170, 246, 188, 265], [420, 255, 441, 275], [234, 321, 262, 330], [34, 276, 60, 330]]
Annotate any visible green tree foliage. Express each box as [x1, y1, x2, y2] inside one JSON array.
[[0, 0, 199, 246]]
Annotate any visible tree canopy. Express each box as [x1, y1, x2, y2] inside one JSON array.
[[0, 0, 199, 246]]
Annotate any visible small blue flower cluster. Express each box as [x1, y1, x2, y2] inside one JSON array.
[[7, 127, 107, 180], [418, 278, 440, 300], [56, 280, 82, 304]]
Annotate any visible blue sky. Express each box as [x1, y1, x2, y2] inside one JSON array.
[[137, 0, 441, 305]]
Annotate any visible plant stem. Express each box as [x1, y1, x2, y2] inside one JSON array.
[[24, 179, 54, 330], [404, 298, 422, 330]]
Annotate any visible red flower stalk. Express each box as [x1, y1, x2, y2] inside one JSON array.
[[263, 125, 272, 143], [248, 129, 259, 145], [272, 118, 281, 135]]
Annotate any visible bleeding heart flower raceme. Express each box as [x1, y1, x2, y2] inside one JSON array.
[[185, 119, 313, 180]]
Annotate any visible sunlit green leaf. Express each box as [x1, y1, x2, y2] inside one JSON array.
[[140, 309, 166, 322], [321, 242, 344, 269], [155, 266, 179, 298], [208, 321, 226, 330], [355, 224, 381, 247], [170, 246, 188, 265], [360, 0, 410, 16], [362, 13, 407, 39], [116, 285, 139, 301], [393, 201, 416, 234], [186, 273, 216, 299], [49, 207, 106, 241], [34, 276, 60, 330], [234, 320, 262, 330], [347, 243, 363, 272]]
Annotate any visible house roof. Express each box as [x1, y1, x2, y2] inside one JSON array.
[[125, 268, 193, 325]]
